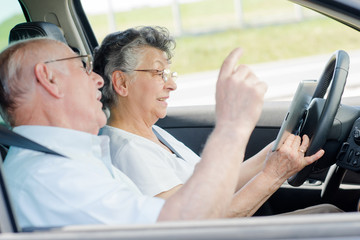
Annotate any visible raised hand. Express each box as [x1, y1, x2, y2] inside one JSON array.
[[216, 48, 268, 133]]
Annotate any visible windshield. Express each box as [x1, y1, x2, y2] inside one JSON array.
[[6, 0, 360, 107]]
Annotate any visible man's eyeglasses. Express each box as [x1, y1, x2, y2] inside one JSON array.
[[44, 54, 93, 75], [133, 69, 178, 83]]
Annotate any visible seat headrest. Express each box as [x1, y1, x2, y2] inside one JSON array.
[[9, 22, 67, 44]]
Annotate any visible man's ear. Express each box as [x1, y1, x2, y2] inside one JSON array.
[[34, 63, 64, 98], [112, 70, 129, 97]]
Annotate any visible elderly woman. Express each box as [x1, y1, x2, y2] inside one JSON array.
[[93, 27, 199, 198], [93, 27, 328, 206]]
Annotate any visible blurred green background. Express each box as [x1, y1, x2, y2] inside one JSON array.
[[1, 0, 360, 76], [1, 0, 360, 125], [85, 0, 360, 74]]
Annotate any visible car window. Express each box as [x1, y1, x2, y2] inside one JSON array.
[[0, 0, 25, 125], [0, 1, 25, 51], [81, 0, 360, 106]]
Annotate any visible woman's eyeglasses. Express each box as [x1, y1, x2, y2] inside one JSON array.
[[133, 69, 178, 82]]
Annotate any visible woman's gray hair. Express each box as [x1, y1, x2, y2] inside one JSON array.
[[93, 26, 176, 109]]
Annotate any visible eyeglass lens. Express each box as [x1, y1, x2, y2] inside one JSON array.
[[83, 56, 92, 75], [163, 69, 177, 82]]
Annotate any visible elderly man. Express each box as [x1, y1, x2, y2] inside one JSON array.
[[0, 38, 324, 228]]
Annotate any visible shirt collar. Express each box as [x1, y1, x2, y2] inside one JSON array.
[[12, 125, 110, 161]]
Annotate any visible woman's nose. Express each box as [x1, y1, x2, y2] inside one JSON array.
[[166, 79, 177, 91], [165, 76, 177, 91]]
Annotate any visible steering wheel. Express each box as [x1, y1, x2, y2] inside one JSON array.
[[287, 50, 349, 187]]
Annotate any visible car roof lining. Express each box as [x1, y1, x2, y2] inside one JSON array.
[[19, 0, 92, 55], [290, 0, 360, 31]]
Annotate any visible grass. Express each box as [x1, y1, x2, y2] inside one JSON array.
[[89, 0, 300, 40], [84, 0, 360, 74], [0, 14, 26, 51], [172, 18, 360, 74]]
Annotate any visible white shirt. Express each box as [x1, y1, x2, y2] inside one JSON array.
[[100, 125, 200, 196], [3, 126, 164, 228]]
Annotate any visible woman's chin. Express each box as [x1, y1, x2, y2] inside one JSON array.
[[157, 110, 168, 120]]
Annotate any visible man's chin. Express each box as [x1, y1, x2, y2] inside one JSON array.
[[99, 113, 107, 128]]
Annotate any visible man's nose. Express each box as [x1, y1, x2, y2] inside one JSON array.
[[92, 72, 104, 88]]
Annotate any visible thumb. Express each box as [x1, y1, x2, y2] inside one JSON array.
[[304, 149, 325, 165]]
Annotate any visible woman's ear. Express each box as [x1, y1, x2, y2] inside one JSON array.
[[34, 63, 64, 98], [112, 70, 129, 97]]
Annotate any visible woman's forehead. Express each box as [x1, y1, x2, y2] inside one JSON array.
[[137, 47, 169, 65]]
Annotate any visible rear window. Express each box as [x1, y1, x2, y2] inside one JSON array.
[[0, 1, 25, 51], [0, 1, 25, 124]]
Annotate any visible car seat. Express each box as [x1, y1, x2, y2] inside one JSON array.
[[9, 21, 68, 44], [9, 21, 80, 54]]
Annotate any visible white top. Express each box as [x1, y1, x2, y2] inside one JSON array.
[[3, 126, 165, 228], [100, 125, 200, 196]]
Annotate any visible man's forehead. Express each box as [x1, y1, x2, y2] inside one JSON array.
[[47, 41, 75, 57], [51, 42, 75, 54]]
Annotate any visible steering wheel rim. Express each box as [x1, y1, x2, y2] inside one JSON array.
[[287, 50, 349, 187]]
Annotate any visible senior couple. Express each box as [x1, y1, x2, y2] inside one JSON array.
[[0, 26, 340, 228]]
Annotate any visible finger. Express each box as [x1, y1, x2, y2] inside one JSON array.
[[255, 80, 268, 97], [234, 68, 268, 95], [298, 135, 310, 153], [291, 135, 301, 149], [299, 135, 310, 151], [304, 149, 325, 165], [232, 64, 251, 81], [218, 48, 243, 80], [281, 134, 296, 148]]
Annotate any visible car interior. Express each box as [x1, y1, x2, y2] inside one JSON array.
[[1, 0, 360, 239]]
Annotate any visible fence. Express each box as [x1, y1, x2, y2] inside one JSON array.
[[103, 0, 319, 37]]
